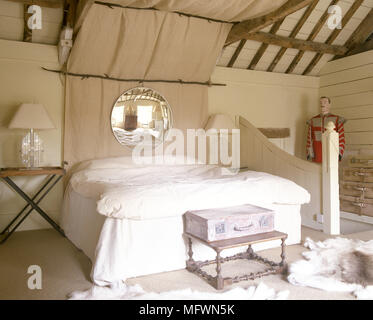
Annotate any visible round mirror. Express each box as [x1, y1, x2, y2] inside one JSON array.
[[111, 87, 173, 148]]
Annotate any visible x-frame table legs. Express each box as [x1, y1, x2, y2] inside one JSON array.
[[0, 174, 65, 244]]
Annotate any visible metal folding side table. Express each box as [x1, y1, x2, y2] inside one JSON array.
[[0, 167, 66, 244]]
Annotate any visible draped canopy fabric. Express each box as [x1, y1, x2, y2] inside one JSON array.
[[74, 0, 288, 31], [64, 0, 287, 169]]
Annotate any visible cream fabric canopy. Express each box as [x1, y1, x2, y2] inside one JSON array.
[[64, 1, 287, 170], [74, 0, 288, 32]]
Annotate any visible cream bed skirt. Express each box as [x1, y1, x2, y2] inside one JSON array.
[[61, 186, 301, 286]]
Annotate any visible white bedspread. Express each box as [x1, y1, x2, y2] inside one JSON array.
[[70, 163, 310, 220]]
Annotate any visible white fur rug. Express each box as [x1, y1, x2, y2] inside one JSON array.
[[288, 237, 373, 299], [68, 282, 289, 300]]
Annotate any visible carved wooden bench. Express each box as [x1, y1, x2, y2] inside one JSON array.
[[184, 231, 287, 290]]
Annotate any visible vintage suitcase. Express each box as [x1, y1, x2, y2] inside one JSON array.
[[184, 204, 275, 242]]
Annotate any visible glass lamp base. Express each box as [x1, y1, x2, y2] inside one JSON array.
[[20, 129, 44, 168]]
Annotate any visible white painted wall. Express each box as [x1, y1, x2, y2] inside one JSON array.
[[0, 39, 64, 231], [208, 66, 320, 159]]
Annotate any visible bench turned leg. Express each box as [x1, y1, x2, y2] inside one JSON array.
[[215, 250, 224, 290], [247, 244, 254, 259], [187, 237, 193, 262], [280, 237, 287, 272], [186, 237, 196, 271]]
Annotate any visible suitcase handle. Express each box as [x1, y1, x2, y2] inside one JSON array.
[[234, 224, 254, 231]]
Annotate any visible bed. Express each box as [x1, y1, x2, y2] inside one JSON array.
[[61, 156, 310, 286]]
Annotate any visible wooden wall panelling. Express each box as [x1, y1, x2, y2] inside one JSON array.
[[328, 91, 373, 109], [345, 118, 373, 133], [320, 64, 373, 87], [320, 77, 373, 97], [333, 105, 373, 120], [345, 132, 373, 145]]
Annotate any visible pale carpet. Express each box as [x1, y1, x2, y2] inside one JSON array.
[[0, 226, 372, 300]]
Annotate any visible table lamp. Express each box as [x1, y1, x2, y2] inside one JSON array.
[[8, 103, 55, 168]]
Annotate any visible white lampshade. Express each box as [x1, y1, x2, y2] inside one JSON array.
[[205, 114, 237, 130], [8, 103, 55, 129]]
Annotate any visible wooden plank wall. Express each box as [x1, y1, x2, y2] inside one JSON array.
[[319, 50, 373, 161]]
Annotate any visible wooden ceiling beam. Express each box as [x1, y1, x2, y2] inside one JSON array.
[[334, 9, 373, 60], [8, 0, 63, 8], [23, 4, 32, 42], [225, 0, 314, 46], [61, 0, 77, 28], [344, 9, 373, 49], [267, 0, 318, 72], [302, 0, 364, 75], [248, 19, 284, 70], [227, 39, 247, 68], [285, 0, 340, 74], [338, 38, 373, 59], [66, 0, 77, 27], [245, 31, 347, 55]]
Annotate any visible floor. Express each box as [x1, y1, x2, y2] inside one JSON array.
[[0, 226, 372, 300]]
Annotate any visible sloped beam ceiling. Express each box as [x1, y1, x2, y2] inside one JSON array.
[[225, 0, 314, 46], [267, 0, 319, 72], [63, 0, 77, 27], [302, 0, 364, 75], [23, 4, 32, 42], [248, 19, 284, 70], [343, 38, 373, 57], [334, 8, 373, 60], [245, 32, 347, 55], [286, 0, 340, 74], [227, 39, 247, 67], [7, 0, 63, 8]]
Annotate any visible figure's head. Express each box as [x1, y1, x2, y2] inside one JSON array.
[[320, 96, 331, 115]]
